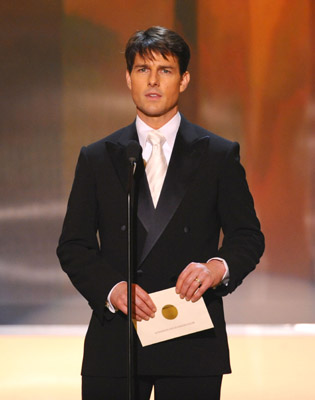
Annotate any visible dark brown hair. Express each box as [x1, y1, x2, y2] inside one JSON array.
[[125, 26, 190, 75]]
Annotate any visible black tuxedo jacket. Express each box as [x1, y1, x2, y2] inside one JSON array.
[[57, 115, 264, 377]]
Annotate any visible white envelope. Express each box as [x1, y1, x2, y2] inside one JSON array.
[[134, 287, 213, 346]]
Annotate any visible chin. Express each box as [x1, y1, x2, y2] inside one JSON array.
[[138, 108, 165, 118]]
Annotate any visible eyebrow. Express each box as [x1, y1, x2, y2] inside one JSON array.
[[133, 63, 175, 69]]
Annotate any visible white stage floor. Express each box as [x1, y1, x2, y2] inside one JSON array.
[[1, 325, 314, 400]]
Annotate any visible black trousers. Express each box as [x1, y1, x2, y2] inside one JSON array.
[[82, 375, 223, 400]]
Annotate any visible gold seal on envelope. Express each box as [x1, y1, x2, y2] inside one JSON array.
[[162, 305, 178, 320]]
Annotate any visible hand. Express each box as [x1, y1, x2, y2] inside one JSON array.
[[110, 282, 157, 322], [175, 260, 226, 302]]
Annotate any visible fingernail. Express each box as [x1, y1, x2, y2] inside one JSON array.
[[151, 313, 155, 318], [180, 295, 184, 299]]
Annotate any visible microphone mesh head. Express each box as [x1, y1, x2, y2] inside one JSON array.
[[126, 140, 141, 162]]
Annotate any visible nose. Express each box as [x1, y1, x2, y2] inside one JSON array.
[[148, 70, 159, 87]]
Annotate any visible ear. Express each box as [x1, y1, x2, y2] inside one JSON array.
[[126, 70, 132, 90], [179, 71, 190, 93]]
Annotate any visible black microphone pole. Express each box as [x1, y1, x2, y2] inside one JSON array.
[[126, 141, 141, 400]]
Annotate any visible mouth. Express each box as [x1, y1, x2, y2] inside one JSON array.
[[145, 92, 162, 99]]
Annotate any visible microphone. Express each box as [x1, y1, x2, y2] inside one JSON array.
[[126, 140, 141, 193], [126, 140, 142, 171], [125, 140, 142, 400]]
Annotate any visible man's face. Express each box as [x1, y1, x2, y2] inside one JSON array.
[[126, 52, 190, 128]]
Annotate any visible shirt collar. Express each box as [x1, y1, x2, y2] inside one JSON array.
[[136, 112, 181, 150]]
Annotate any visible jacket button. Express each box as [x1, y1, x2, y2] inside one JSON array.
[[137, 269, 144, 276], [121, 225, 126, 231], [183, 226, 190, 233]]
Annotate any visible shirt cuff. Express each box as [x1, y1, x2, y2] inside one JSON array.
[[206, 257, 230, 286], [105, 281, 125, 313]]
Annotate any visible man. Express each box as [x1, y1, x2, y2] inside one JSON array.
[[57, 26, 264, 400]]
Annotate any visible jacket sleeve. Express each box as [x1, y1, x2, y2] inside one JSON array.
[[56, 147, 124, 323], [214, 142, 265, 296]]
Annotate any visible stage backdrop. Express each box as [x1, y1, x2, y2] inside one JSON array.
[[0, 0, 314, 324]]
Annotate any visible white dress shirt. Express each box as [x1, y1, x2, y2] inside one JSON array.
[[136, 111, 180, 165]]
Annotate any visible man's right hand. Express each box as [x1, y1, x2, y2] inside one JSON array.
[[110, 282, 157, 321]]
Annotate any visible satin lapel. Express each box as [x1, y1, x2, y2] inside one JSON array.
[[139, 118, 210, 266], [106, 123, 138, 193], [106, 122, 153, 233], [136, 161, 154, 232]]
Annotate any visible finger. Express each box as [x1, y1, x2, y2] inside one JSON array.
[[134, 285, 157, 313], [133, 294, 156, 320], [190, 276, 214, 302], [190, 283, 208, 302], [131, 285, 157, 321], [184, 277, 204, 301], [183, 271, 212, 301], [119, 293, 151, 322], [133, 305, 153, 321], [177, 270, 200, 299], [176, 263, 195, 294]]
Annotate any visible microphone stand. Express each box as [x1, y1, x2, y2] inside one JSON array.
[[127, 157, 136, 400]]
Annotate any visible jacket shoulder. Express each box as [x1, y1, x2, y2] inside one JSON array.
[[182, 116, 237, 153], [82, 122, 135, 156]]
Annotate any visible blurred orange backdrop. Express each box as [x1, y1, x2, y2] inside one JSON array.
[[62, 0, 314, 278]]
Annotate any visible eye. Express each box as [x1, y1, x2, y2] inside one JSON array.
[[162, 68, 171, 74]]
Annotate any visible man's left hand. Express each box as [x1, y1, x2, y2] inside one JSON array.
[[175, 260, 226, 302]]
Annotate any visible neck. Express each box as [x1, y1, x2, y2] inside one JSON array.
[[136, 108, 178, 130]]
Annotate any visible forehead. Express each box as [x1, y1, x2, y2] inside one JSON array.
[[133, 51, 179, 68]]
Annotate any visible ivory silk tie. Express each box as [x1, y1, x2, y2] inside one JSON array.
[[146, 130, 167, 208]]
